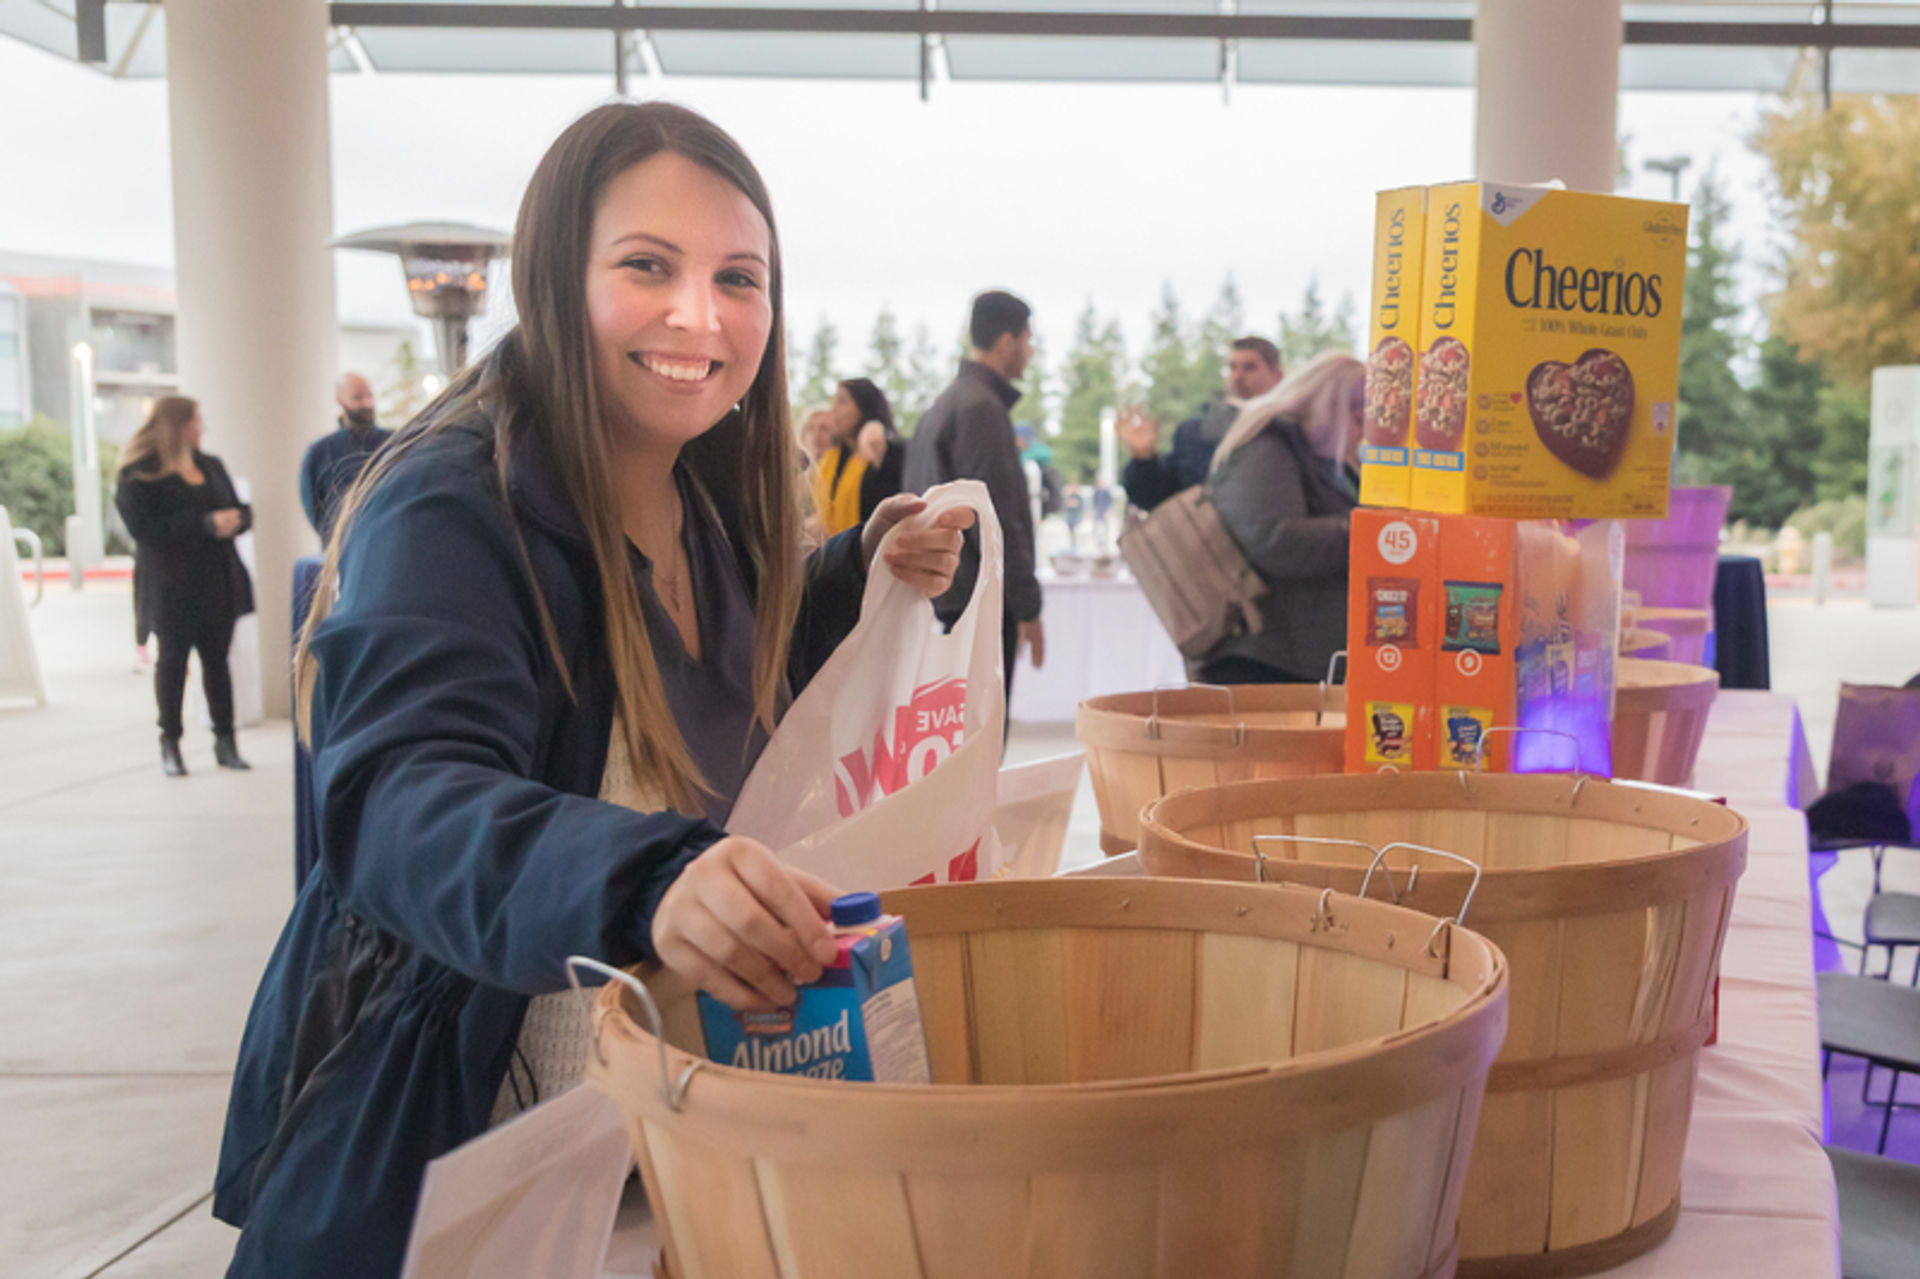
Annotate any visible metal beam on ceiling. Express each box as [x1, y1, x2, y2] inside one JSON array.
[[322, 4, 1920, 50]]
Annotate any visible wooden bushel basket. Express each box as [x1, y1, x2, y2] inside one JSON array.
[[1075, 683, 1346, 856], [1613, 659, 1720, 788], [591, 876, 1507, 1279], [1627, 607, 1711, 666], [1618, 627, 1672, 660], [1136, 772, 1747, 1278]]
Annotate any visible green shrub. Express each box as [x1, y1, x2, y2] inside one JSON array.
[[1786, 494, 1868, 560], [0, 417, 127, 556]]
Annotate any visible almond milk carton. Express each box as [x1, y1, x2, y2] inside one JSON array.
[[698, 892, 932, 1083]]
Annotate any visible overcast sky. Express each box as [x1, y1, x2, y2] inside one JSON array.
[[2, 33, 1783, 383]]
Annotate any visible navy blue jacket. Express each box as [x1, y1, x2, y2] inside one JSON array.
[[1121, 401, 1236, 512], [214, 414, 867, 1277], [299, 420, 395, 542]]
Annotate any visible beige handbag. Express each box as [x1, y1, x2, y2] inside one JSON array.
[[1118, 485, 1268, 659]]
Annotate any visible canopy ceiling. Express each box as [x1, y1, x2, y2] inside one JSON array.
[[4, 0, 1918, 92]]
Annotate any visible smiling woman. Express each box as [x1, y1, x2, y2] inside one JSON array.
[[210, 102, 972, 1279]]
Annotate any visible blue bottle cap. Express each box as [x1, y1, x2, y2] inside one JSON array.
[[831, 892, 882, 927]]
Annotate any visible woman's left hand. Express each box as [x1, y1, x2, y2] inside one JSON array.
[[861, 495, 974, 598], [855, 421, 889, 468]]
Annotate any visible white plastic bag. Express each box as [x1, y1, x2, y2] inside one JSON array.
[[728, 480, 1006, 888]]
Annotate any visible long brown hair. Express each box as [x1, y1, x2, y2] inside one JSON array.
[[119, 395, 199, 478], [295, 102, 805, 814]]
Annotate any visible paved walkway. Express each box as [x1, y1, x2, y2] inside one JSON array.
[[2, 582, 1917, 1275]]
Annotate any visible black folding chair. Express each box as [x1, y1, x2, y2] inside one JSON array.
[[1826, 1145, 1920, 1279], [1819, 972, 1920, 1154]]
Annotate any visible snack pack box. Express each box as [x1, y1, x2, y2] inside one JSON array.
[[1433, 518, 1519, 772], [1361, 187, 1427, 509], [1346, 509, 1441, 773], [1409, 181, 1689, 520], [1349, 510, 1623, 776], [698, 893, 932, 1083]]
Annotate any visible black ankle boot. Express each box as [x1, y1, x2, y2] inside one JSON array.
[[161, 735, 188, 778], [214, 732, 251, 771]]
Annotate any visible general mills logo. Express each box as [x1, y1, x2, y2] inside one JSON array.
[[1491, 192, 1508, 215]]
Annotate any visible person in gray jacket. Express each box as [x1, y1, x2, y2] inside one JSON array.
[[906, 290, 1045, 698], [1200, 350, 1365, 685]]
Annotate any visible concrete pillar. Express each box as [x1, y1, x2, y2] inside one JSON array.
[[164, 0, 336, 718], [1474, 0, 1623, 194]]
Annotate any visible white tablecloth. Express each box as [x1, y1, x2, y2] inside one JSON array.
[[607, 693, 1841, 1278], [1606, 692, 1839, 1278], [1008, 570, 1186, 725]]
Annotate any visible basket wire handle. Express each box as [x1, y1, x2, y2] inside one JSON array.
[[565, 955, 704, 1113], [1250, 834, 1397, 899], [1361, 842, 1486, 957], [1147, 682, 1242, 746], [1459, 725, 1588, 801]]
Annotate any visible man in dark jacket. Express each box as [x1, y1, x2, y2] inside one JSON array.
[[1119, 336, 1284, 510], [905, 291, 1045, 697], [298, 371, 394, 542]]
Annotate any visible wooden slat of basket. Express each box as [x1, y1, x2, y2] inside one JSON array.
[[645, 1126, 781, 1279], [1628, 1057, 1696, 1228], [1403, 972, 1466, 1030], [1029, 1165, 1159, 1278], [911, 933, 975, 1086], [966, 928, 1068, 1085], [905, 1175, 1030, 1279], [632, 1119, 688, 1279], [1157, 1149, 1275, 1274], [1548, 1077, 1648, 1250], [1294, 947, 1411, 1056], [1288, 1126, 1373, 1273], [759, 1163, 924, 1275], [1194, 932, 1301, 1071], [1460, 1090, 1556, 1258], [1474, 919, 1566, 1062], [1483, 812, 1568, 871], [1543, 906, 1656, 1251], [1064, 928, 1196, 1083], [1347, 1091, 1470, 1279]]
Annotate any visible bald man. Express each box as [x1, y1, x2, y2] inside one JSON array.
[[299, 372, 395, 542]]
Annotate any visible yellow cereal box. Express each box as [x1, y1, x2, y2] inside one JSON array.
[[1408, 182, 1689, 520], [1361, 187, 1426, 509]]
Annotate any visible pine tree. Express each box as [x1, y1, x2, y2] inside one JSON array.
[[1013, 331, 1050, 436], [1057, 303, 1127, 482], [1671, 169, 1756, 517], [1189, 275, 1244, 405], [865, 306, 913, 425], [899, 322, 946, 436], [1141, 282, 1194, 426], [1740, 334, 1827, 527], [1277, 277, 1356, 371], [795, 318, 840, 410]]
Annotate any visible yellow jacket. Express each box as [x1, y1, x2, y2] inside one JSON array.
[[810, 446, 869, 538]]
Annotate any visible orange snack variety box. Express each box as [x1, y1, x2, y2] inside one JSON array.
[[1348, 509, 1623, 776], [1346, 510, 1441, 773]]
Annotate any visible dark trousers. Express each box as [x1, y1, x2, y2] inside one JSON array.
[[1198, 653, 1313, 686], [155, 614, 237, 739]]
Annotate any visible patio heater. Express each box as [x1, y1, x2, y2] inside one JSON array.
[[331, 222, 511, 376]]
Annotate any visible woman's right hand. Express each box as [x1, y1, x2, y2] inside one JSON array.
[[210, 509, 243, 538], [650, 837, 841, 1013]]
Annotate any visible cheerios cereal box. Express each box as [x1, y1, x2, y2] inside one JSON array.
[[1360, 187, 1426, 509], [1408, 181, 1688, 520]]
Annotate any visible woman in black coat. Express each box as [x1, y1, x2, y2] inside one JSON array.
[[113, 395, 254, 776]]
